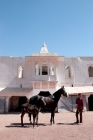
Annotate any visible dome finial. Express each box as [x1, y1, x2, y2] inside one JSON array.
[[43, 41, 46, 47], [40, 42, 49, 53]]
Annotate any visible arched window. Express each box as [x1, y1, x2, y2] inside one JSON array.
[[65, 66, 71, 78], [88, 66, 93, 77], [18, 66, 23, 78], [35, 62, 40, 75], [42, 62, 48, 75]]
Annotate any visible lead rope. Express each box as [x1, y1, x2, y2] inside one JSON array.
[[60, 98, 77, 113]]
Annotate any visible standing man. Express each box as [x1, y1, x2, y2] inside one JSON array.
[[75, 93, 84, 123]]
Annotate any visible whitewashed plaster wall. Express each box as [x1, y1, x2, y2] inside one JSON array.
[[73, 57, 93, 86], [1, 56, 93, 90], [64, 57, 93, 86], [23, 60, 33, 87], [56, 60, 65, 86], [80, 57, 93, 85], [0, 56, 34, 89], [56, 57, 74, 87], [64, 57, 75, 86]]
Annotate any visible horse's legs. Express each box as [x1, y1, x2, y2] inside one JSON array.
[[50, 112, 53, 124], [50, 110, 55, 124], [52, 111, 55, 124], [28, 113, 32, 124], [36, 114, 38, 127], [21, 109, 26, 126], [33, 114, 36, 128]]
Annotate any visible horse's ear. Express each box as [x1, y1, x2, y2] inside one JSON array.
[[61, 85, 64, 88]]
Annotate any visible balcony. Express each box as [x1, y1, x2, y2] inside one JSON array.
[[33, 75, 57, 81]]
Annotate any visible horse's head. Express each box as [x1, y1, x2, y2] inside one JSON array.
[[61, 86, 68, 97]]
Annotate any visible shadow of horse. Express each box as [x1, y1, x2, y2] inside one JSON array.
[[5, 122, 47, 128]]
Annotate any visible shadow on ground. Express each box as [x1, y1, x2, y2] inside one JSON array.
[[5, 122, 47, 128], [56, 122, 80, 125]]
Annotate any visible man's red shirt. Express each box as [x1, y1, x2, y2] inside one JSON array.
[[76, 97, 84, 110]]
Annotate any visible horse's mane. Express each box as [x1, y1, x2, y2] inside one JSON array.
[[53, 86, 63, 96]]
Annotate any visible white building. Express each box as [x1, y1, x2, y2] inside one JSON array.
[[0, 43, 93, 113]]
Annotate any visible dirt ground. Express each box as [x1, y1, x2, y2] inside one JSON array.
[[0, 111, 93, 140]]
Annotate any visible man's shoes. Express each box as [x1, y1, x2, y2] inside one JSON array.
[[80, 121, 83, 124], [79, 123, 83, 125]]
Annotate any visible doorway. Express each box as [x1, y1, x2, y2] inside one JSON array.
[[88, 94, 93, 111], [9, 96, 27, 112], [18, 96, 27, 111]]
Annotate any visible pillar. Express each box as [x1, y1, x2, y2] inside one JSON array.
[[5, 96, 10, 113]]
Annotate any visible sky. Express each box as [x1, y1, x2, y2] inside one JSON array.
[[0, 0, 93, 57]]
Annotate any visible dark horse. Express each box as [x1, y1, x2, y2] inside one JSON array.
[[29, 86, 68, 124], [21, 96, 46, 128]]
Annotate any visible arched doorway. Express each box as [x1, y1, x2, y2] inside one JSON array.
[[88, 94, 93, 111], [9, 96, 28, 112]]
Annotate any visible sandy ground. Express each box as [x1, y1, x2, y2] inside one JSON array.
[[0, 111, 93, 140]]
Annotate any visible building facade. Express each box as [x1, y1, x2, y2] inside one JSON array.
[[0, 43, 93, 113]]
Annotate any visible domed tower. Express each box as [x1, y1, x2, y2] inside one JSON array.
[[40, 42, 49, 54]]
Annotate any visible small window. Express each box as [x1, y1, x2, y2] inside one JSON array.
[[88, 66, 93, 77], [65, 66, 71, 78], [42, 65, 48, 75], [18, 66, 23, 78], [42, 62, 48, 75]]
